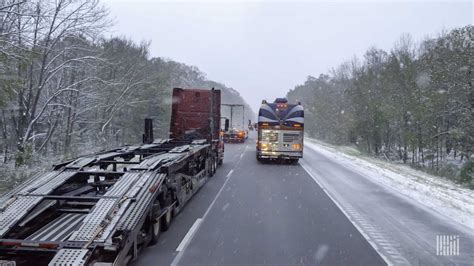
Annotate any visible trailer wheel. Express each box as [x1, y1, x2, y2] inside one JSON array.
[[210, 154, 218, 176], [208, 158, 215, 177], [150, 216, 161, 245], [212, 156, 217, 174], [161, 194, 174, 231]]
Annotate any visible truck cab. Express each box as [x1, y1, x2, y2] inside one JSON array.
[[170, 88, 224, 165]]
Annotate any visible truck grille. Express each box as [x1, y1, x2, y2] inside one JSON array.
[[283, 133, 300, 142]]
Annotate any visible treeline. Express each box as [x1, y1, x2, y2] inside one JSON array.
[[287, 26, 472, 183], [0, 0, 252, 168]]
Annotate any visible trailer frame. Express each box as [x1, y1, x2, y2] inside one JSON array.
[[0, 138, 217, 266]]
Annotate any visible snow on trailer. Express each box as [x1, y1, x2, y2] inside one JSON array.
[[0, 88, 224, 266]]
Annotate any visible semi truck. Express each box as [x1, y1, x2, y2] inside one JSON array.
[[221, 104, 247, 144], [223, 129, 246, 143], [256, 98, 304, 163], [0, 88, 225, 266]]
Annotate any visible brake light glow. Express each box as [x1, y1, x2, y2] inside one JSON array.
[[39, 243, 58, 249], [292, 143, 302, 151], [0, 241, 21, 247]]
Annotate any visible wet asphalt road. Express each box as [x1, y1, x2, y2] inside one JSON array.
[[134, 133, 386, 266]]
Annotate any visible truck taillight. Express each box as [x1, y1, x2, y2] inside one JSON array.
[[0, 241, 21, 247], [292, 143, 302, 151], [38, 243, 58, 249]]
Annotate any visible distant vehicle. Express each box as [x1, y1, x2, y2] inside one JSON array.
[[248, 120, 254, 131], [224, 128, 246, 143], [256, 98, 304, 163]]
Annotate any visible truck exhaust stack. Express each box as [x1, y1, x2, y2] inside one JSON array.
[[143, 118, 154, 144]]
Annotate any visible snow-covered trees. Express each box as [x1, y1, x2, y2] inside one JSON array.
[[287, 26, 473, 183], [1, 0, 108, 162], [0, 0, 251, 171]]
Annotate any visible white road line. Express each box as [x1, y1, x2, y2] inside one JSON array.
[[176, 218, 202, 252], [171, 146, 247, 266], [240, 153, 244, 159], [300, 161, 393, 266], [222, 203, 230, 211], [171, 170, 233, 266]]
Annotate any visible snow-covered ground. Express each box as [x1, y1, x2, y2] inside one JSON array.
[[305, 138, 474, 230]]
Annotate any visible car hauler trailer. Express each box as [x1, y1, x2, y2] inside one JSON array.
[[0, 88, 223, 266]]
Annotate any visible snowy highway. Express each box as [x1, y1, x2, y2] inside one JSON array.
[[134, 132, 473, 266]]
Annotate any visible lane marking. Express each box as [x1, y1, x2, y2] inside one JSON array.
[[171, 170, 233, 266], [240, 153, 244, 159], [222, 203, 230, 211], [176, 218, 202, 252], [171, 145, 247, 266], [300, 161, 394, 266]]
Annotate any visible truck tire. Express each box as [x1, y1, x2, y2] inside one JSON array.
[[208, 158, 214, 177], [150, 217, 161, 245], [149, 199, 161, 245], [208, 157, 217, 177], [161, 193, 174, 231], [213, 157, 217, 174]]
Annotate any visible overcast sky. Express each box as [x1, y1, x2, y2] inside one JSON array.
[[102, 0, 472, 112]]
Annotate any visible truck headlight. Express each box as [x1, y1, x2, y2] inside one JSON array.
[[259, 143, 269, 151]]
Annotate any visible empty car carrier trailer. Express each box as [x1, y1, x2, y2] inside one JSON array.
[[0, 88, 224, 266]]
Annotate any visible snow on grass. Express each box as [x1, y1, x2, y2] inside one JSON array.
[[305, 138, 474, 230]]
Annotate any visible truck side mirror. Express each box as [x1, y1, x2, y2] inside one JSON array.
[[225, 119, 230, 132]]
